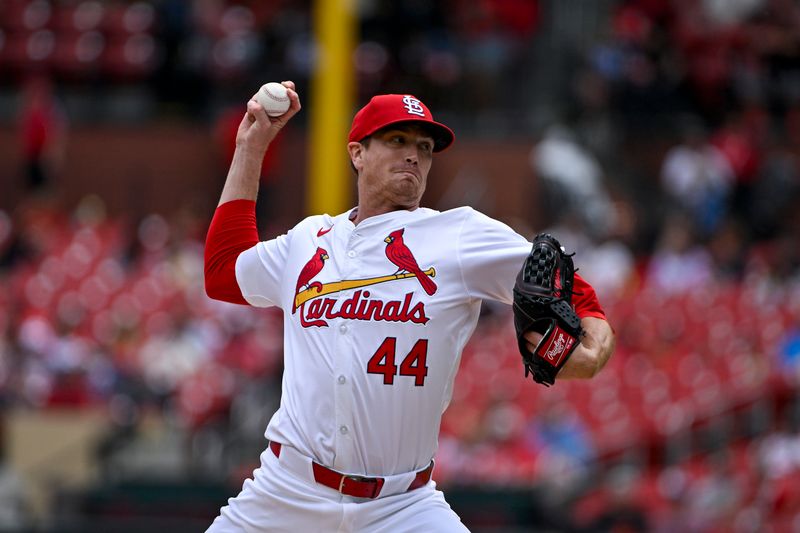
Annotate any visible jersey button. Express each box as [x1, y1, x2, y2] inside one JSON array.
[[339, 324, 348, 333], [347, 250, 357, 258], [337, 375, 346, 384], [339, 425, 348, 435]]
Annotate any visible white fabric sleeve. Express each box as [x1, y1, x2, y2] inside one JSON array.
[[457, 208, 531, 304], [234, 230, 293, 308]]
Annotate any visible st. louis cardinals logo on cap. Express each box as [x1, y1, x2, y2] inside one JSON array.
[[292, 229, 437, 328], [402, 96, 426, 117]]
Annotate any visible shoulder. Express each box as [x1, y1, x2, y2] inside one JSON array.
[[435, 206, 506, 225], [452, 207, 527, 237], [293, 213, 329, 229], [289, 212, 341, 234], [415, 205, 477, 225], [412, 206, 528, 246], [403, 207, 479, 236]]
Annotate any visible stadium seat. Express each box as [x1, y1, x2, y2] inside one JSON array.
[[101, 33, 158, 82], [52, 30, 104, 81]]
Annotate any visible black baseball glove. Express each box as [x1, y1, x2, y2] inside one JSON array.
[[512, 233, 584, 386]]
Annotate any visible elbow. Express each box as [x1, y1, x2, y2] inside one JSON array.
[[558, 318, 615, 381], [204, 269, 223, 301], [583, 320, 616, 379], [586, 350, 605, 379], [204, 261, 230, 302], [580, 355, 604, 380], [573, 343, 615, 380], [572, 356, 604, 380], [203, 258, 217, 299], [588, 337, 616, 379], [204, 262, 249, 305], [204, 277, 221, 301], [587, 357, 604, 379]]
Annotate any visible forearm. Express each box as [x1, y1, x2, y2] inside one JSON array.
[[218, 82, 300, 205], [218, 144, 267, 206], [558, 317, 615, 380]]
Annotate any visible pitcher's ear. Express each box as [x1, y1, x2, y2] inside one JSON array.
[[348, 142, 363, 171]]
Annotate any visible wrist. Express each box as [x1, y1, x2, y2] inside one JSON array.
[[235, 139, 270, 158]]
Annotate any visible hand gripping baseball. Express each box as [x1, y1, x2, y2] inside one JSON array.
[[512, 233, 584, 386], [240, 81, 302, 154]]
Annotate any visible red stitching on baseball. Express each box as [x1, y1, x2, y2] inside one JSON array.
[[265, 86, 289, 101]]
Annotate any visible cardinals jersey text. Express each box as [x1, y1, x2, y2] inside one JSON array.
[[234, 206, 593, 476]]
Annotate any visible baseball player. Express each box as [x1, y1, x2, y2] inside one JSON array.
[[204, 81, 615, 532]]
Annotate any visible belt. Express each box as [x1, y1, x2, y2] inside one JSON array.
[[269, 441, 433, 499]]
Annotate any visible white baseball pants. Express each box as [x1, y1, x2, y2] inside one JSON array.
[[206, 447, 469, 532]]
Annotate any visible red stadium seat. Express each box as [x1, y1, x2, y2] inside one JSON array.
[[3, 0, 52, 32], [52, 30, 104, 81]]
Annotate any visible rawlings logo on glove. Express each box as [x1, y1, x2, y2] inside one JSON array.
[[513, 233, 584, 386]]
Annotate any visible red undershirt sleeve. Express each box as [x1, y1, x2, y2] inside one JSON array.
[[204, 199, 259, 305], [572, 273, 607, 320]]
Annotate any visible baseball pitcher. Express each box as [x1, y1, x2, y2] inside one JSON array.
[[203, 82, 615, 532]]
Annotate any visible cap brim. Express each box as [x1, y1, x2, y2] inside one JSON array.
[[425, 121, 455, 152], [364, 119, 455, 152]]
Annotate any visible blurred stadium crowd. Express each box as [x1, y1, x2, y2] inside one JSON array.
[[2, 0, 800, 531]]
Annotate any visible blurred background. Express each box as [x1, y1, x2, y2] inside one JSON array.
[[1, 0, 800, 531]]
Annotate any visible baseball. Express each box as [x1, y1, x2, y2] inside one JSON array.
[[255, 82, 291, 117]]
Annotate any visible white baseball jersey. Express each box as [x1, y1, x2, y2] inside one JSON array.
[[235, 206, 531, 477]]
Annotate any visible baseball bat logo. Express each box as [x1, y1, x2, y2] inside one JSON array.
[[292, 229, 438, 327]]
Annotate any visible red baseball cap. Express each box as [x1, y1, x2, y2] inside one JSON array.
[[348, 94, 455, 152]]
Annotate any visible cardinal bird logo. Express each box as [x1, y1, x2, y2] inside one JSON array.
[[293, 247, 329, 313], [384, 229, 437, 296]]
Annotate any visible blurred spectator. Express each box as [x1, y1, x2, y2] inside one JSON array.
[[94, 392, 142, 481], [137, 307, 211, 400], [660, 117, 734, 237], [17, 76, 68, 194], [758, 420, 800, 479], [530, 123, 615, 238], [744, 230, 800, 286], [580, 465, 650, 533], [576, 197, 639, 300], [451, 0, 539, 110], [756, 419, 800, 518], [0, 209, 30, 271], [706, 216, 748, 281], [525, 400, 595, 487], [645, 213, 714, 294], [570, 67, 619, 166], [747, 140, 800, 240], [779, 326, 800, 383], [579, 238, 637, 301], [683, 452, 745, 530], [700, 0, 764, 27], [711, 109, 765, 216]]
